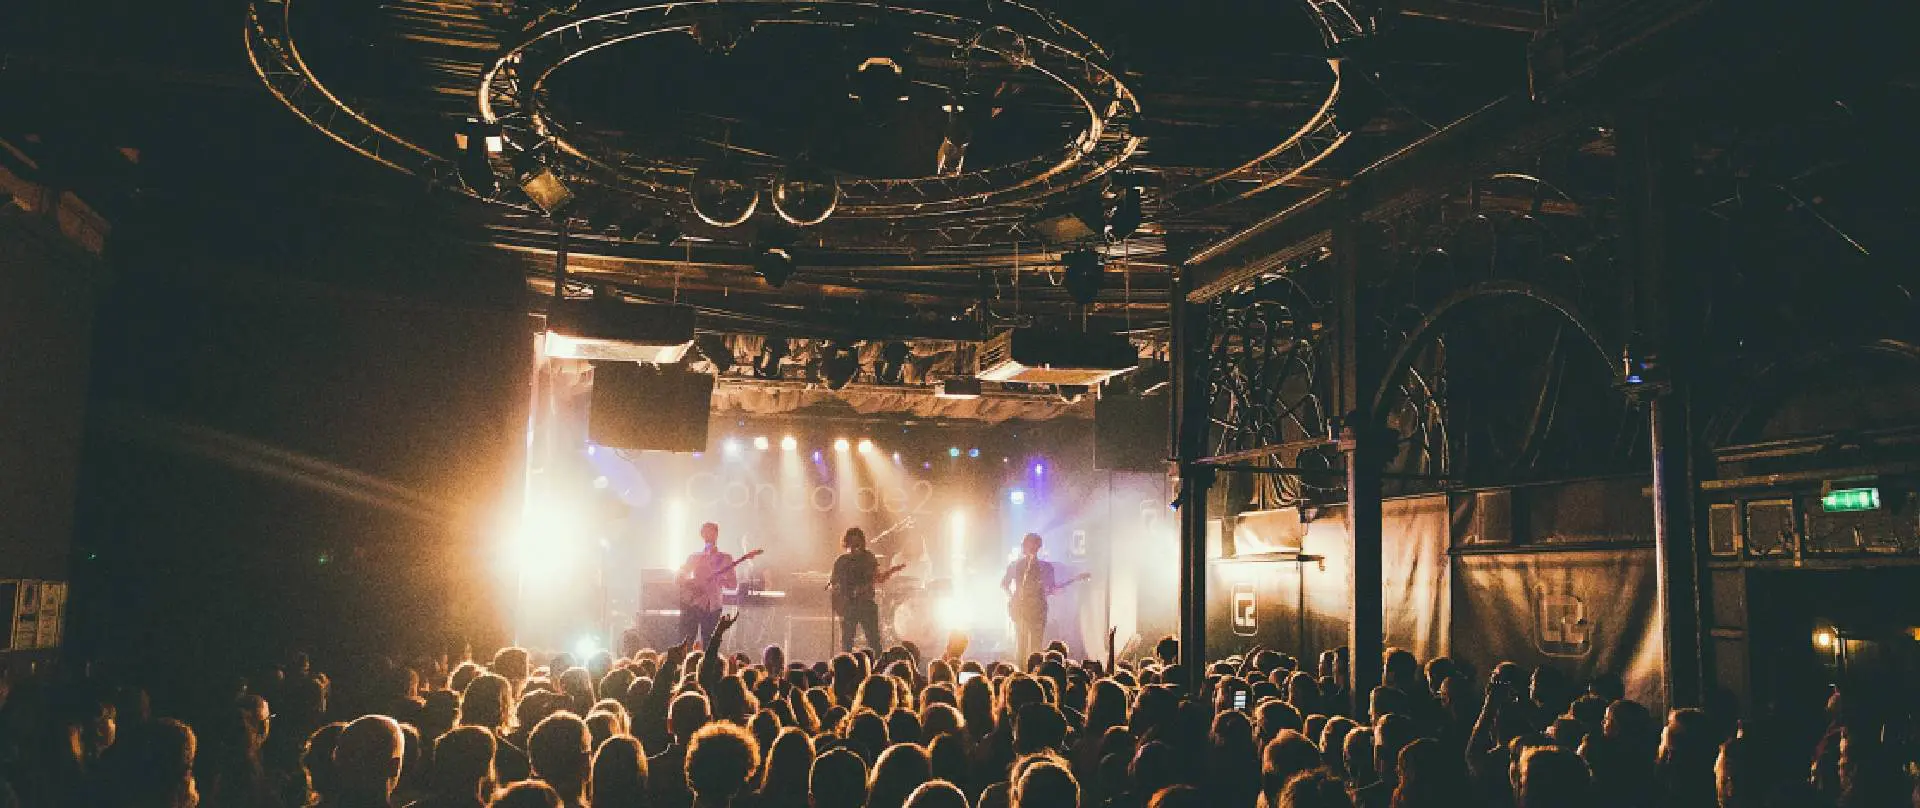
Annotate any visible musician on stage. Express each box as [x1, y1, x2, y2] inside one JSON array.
[[1002, 532, 1056, 662], [828, 527, 883, 652], [679, 522, 737, 645]]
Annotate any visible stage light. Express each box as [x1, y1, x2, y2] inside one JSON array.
[[755, 338, 789, 380], [923, 461, 933, 470], [753, 436, 770, 451], [949, 447, 961, 458], [690, 158, 759, 227], [820, 342, 860, 390], [1033, 463, 1045, 476], [1009, 489, 1026, 505], [771, 161, 840, 227], [875, 341, 912, 385], [857, 438, 875, 454], [849, 53, 911, 106], [1814, 628, 1836, 650], [754, 247, 796, 288], [1063, 248, 1104, 306], [455, 118, 503, 198], [834, 438, 852, 452], [574, 635, 600, 660], [813, 450, 824, 463], [968, 448, 980, 458], [935, 93, 979, 177], [724, 438, 743, 455], [510, 149, 574, 216], [781, 435, 798, 451], [892, 451, 901, 464]]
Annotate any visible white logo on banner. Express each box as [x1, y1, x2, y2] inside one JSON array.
[[1232, 583, 1257, 636], [1533, 586, 1593, 658]]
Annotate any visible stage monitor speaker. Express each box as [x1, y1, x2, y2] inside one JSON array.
[[1095, 393, 1169, 471], [588, 363, 714, 452]]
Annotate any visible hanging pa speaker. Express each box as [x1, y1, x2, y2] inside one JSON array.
[[588, 363, 714, 452]]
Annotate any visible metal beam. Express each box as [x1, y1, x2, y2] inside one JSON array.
[[1397, 0, 1544, 32]]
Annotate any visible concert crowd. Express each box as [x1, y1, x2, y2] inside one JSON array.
[[0, 615, 1913, 808]]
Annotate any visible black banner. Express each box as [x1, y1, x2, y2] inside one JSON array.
[[1451, 547, 1666, 712]]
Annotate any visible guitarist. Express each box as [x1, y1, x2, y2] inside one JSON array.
[[829, 527, 901, 652], [1002, 532, 1057, 662], [678, 522, 738, 645]]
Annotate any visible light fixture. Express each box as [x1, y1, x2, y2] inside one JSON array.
[[968, 447, 980, 458], [949, 447, 961, 458], [754, 337, 789, 379], [753, 436, 770, 451], [781, 435, 798, 451], [771, 161, 840, 226], [936, 94, 978, 177], [1814, 628, 1836, 651], [834, 438, 852, 452], [512, 150, 575, 217], [849, 54, 912, 106], [724, 438, 743, 455], [1009, 489, 1026, 505], [690, 157, 759, 227], [1033, 463, 1045, 475], [455, 118, 503, 198], [875, 341, 912, 385], [754, 247, 796, 288], [1063, 248, 1104, 306], [892, 451, 901, 463], [696, 334, 735, 374], [857, 438, 875, 454], [820, 341, 860, 390]]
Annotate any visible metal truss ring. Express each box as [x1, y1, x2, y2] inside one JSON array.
[[479, 0, 1142, 219], [244, 0, 539, 213]]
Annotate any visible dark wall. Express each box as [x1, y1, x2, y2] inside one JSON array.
[[70, 198, 530, 702]]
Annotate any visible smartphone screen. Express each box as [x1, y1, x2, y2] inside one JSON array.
[[1233, 690, 1249, 710], [959, 671, 980, 685]]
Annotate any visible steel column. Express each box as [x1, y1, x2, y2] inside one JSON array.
[[1170, 234, 1213, 691], [1336, 214, 1386, 717], [1619, 111, 1711, 709]]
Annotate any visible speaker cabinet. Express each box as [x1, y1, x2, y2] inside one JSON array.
[[588, 363, 714, 452]]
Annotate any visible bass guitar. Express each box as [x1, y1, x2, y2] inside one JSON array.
[[827, 515, 916, 616]]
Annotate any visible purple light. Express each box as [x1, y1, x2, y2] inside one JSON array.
[[922, 461, 933, 470], [1033, 463, 1045, 476], [812, 450, 824, 463]]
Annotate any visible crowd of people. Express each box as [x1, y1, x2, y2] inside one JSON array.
[[0, 612, 1914, 808]]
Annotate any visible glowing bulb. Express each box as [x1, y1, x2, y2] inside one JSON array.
[[1034, 463, 1045, 475], [892, 451, 902, 464], [574, 635, 599, 660], [781, 435, 798, 451], [857, 438, 875, 454], [753, 436, 770, 451], [1009, 489, 1026, 505], [834, 438, 851, 452], [724, 438, 743, 455], [1814, 629, 1835, 650], [949, 447, 961, 458], [968, 447, 980, 458]]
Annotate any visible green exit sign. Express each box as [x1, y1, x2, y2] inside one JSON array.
[[1822, 487, 1881, 513]]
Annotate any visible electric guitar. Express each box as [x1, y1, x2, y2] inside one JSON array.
[[827, 516, 916, 615], [1008, 571, 1093, 621], [679, 548, 764, 608]]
